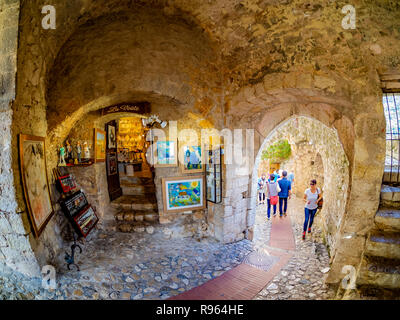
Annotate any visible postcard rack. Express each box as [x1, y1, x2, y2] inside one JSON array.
[[53, 168, 99, 270]]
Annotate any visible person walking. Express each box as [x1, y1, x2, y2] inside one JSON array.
[[288, 171, 295, 187], [273, 170, 280, 181], [278, 171, 291, 217], [302, 179, 322, 240], [257, 173, 267, 205], [266, 174, 279, 220]]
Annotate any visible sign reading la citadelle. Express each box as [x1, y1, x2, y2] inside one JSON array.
[[100, 102, 151, 116]]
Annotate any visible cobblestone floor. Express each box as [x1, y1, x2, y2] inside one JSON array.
[[0, 197, 336, 300], [253, 197, 336, 300], [0, 226, 253, 300]]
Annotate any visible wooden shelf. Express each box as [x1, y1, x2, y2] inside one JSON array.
[[59, 160, 95, 168]]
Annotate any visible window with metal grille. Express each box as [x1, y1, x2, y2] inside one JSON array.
[[383, 93, 400, 183]]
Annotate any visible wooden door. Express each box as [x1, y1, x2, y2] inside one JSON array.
[[106, 120, 122, 201], [269, 162, 280, 174]]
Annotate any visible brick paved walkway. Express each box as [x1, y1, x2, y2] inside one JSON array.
[[170, 215, 295, 300]]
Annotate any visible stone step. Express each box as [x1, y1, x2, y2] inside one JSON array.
[[115, 210, 158, 223], [121, 185, 155, 196], [117, 223, 155, 234], [357, 256, 400, 290], [110, 195, 157, 211], [357, 285, 400, 300], [365, 230, 400, 260], [117, 221, 159, 233], [375, 208, 400, 232], [120, 176, 153, 185], [380, 185, 400, 208], [383, 168, 400, 184]]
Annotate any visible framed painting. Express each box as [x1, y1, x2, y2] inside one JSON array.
[[18, 134, 54, 237], [162, 175, 206, 213], [180, 144, 204, 173], [107, 152, 118, 176], [153, 139, 178, 167], [94, 128, 106, 162], [107, 124, 117, 149]]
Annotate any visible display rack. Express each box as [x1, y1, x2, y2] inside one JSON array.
[[53, 167, 99, 271]]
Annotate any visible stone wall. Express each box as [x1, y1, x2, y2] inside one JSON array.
[[283, 143, 325, 197], [0, 0, 44, 277], [1, 0, 399, 282]]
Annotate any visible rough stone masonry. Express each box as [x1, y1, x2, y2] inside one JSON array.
[[0, 0, 399, 296]]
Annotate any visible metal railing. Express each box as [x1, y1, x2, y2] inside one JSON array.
[[383, 93, 400, 183]]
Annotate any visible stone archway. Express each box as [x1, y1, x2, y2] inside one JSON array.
[[225, 78, 386, 285], [251, 116, 350, 255]]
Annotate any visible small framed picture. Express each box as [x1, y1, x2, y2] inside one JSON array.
[[180, 143, 204, 173], [94, 128, 106, 163], [107, 152, 118, 176], [108, 125, 116, 149], [153, 138, 178, 167]]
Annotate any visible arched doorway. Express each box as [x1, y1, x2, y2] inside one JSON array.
[[251, 116, 350, 258]]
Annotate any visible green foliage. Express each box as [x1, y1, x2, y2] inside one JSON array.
[[261, 139, 291, 163]]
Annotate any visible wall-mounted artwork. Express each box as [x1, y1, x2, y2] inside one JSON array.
[[18, 134, 54, 237], [107, 125, 116, 149], [154, 139, 177, 167], [94, 128, 106, 162], [162, 176, 206, 213], [181, 145, 204, 173], [205, 145, 222, 203], [107, 152, 118, 176]]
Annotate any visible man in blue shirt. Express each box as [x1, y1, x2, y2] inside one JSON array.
[[278, 171, 291, 217]]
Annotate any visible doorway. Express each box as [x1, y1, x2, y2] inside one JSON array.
[[109, 116, 159, 232]]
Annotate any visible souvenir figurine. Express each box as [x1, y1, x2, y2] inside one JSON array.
[[66, 140, 73, 161], [76, 141, 82, 163], [59, 145, 66, 166], [83, 141, 90, 159]]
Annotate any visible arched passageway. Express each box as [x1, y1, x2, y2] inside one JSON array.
[[252, 116, 350, 255], [1, 0, 399, 300]]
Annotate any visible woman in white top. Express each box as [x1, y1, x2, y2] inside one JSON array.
[[302, 179, 322, 240]]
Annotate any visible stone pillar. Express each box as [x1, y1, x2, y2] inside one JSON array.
[[0, 0, 41, 277], [326, 111, 385, 285]]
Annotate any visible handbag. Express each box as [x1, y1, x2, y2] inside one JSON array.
[[317, 197, 323, 209], [270, 195, 279, 205], [316, 188, 323, 209]]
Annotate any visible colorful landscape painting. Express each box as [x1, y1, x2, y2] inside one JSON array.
[[163, 176, 205, 212]]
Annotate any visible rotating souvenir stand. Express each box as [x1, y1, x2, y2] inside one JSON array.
[[205, 145, 222, 203], [53, 168, 99, 271]]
